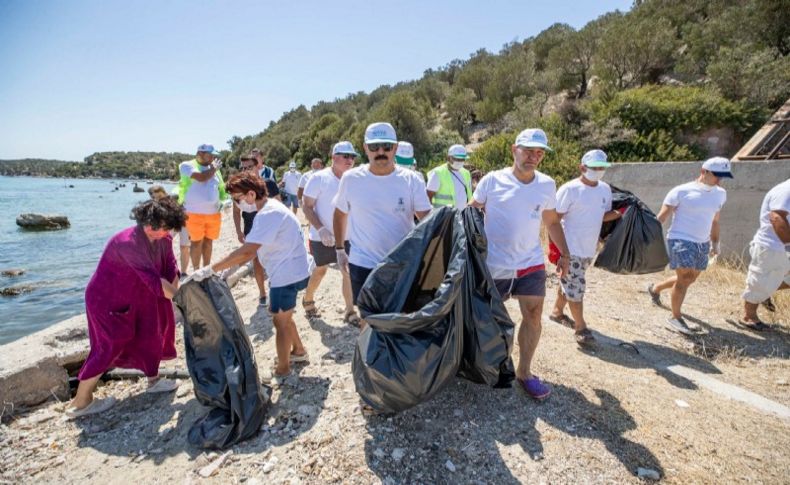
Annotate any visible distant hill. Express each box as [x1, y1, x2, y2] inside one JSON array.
[[0, 151, 193, 180]]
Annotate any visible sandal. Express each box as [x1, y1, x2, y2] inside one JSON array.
[[274, 351, 310, 365], [65, 397, 117, 419], [761, 298, 776, 313], [302, 299, 321, 319], [146, 378, 180, 394], [548, 314, 574, 328], [575, 328, 596, 346], [739, 320, 771, 332], [343, 310, 362, 328]]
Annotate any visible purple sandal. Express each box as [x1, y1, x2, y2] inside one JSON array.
[[517, 376, 552, 401]]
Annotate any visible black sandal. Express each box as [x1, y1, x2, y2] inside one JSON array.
[[344, 310, 362, 328], [549, 314, 575, 328], [302, 299, 321, 319], [575, 328, 596, 346], [740, 320, 771, 332]]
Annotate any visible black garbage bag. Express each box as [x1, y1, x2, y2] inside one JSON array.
[[595, 185, 669, 274], [174, 277, 269, 449], [354, 206, 515, 414]]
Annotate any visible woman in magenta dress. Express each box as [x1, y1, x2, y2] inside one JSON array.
[[67, 198, 186, 418]]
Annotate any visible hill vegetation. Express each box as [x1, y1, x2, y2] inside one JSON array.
[[0, 152, 193, 180]]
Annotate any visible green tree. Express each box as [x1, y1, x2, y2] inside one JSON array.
[[444, 86, 477, 135]]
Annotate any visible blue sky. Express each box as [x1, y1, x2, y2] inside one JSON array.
[[0, 1, 633, 161]]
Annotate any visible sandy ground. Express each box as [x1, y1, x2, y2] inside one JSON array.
[[1, 208, 788, 484]]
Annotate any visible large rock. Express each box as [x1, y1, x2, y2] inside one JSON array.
[[16, 213, 70, 231]]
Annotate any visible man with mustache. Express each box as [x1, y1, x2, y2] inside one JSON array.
[[470, 128, 570, 401], [332, 122, 432, 322]]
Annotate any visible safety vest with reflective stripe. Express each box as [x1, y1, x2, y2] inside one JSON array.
[[431, 164, 472, 208], [178, 159, 228, 205]]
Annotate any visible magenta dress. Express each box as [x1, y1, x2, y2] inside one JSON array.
[[78, 225, 179, 380]]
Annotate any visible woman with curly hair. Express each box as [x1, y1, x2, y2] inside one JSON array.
[[67, 198, 187, 418]]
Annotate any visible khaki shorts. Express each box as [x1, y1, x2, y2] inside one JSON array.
[[742, 243, 790, 304]]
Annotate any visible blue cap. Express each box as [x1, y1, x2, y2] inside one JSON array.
[[197, 144, 215, 153]]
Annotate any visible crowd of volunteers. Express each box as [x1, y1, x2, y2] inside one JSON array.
[[65, 122, 789, 419]]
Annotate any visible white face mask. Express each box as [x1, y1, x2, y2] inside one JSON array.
[[452, 161, 465, 170], [584, 169, 605, 182]]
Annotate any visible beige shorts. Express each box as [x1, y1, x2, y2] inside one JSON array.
[[742, 243, 790, 303]]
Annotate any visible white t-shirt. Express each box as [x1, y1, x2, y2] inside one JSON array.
[[179, 160, 221, 214], [556, 178, 612, 258], [244, 198, 315, 287], [752, 178, 790, 251], [303, 167, 343, 242], [664, 181, 727, 243], [299, 170, 319, 190], [473, 168, 557, 279], [282, 170, 302, 195], [426, 166, 470, 209], [333, 164, 432, 268]]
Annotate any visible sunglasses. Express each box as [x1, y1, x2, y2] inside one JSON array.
[[338, 154, 357, 160], [367, 143, 395, 152]]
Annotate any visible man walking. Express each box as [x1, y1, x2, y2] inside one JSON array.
[[301, 142, 360, 325], [281, 161, 301, 215], [178, 144, 227, 269], [549, 150, 621, 345], [470, 128, 570, 400], [297, 158, 325, 204], [395, 141, 425, 182], [231, 156, 269, 306], [333, 122, 432, 315], [426, 144, 473, 209], [253, 148, 277, 182], [740, 178, 790, 331], [647, 157, 732, 335]]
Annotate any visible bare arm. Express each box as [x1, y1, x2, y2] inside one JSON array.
[[656, 204, 674, 225], [710, 211, 721, 246], [297, 187, 305, 200], [160, 278, 178, 299], [426, 190, 437, 202], [209, 243, 259, 273], [415, 210, 430, 221], [603, 210, 622, 222], [302, 196, 323, 230], [543, 209, 570, 278], [190, 166, 217, 182], [769, 210, 790, 244], [232, 204, 244, 242], [333, 208, 348, 248], [469, 199, 485, 209]]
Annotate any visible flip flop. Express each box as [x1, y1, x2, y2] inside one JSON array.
[[343, 310, 362, 328], [739, 320, 771, 332], [302, 299, 321, 319], [65, 397, 117, 419], [274, 352, 310, 365], [146, 378, 180, 394], [548, 314, 574, 328], [761, 298, 776, 313], [575, 328, 596, 346]]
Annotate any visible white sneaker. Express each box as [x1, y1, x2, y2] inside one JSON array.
[[665, 317, 693, 335], [65, 397, 117, 419], [146, 378, 180, 393]]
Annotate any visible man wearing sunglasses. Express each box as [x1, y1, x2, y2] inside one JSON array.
[[427, 144, 473, 209], [301, 142, 360, 326], [332, 122, 432, 319]]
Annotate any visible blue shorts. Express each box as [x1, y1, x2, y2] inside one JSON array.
[[668, 239, 710, 271], [269, 276, 309, 313], [494, 270, 547, 299], [282, 192, 299, 208]]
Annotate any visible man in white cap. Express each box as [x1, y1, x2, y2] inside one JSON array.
[[427, 144, 473, 209], [281, 161, 302, 215], [178, 144, 228, 269], [395, 141, 425, 182], [647, 157, 731, 334], [301, 142, 360, 325], [739, 178, 790, 331], [470, 128, 570, 401], [333, 122, 432, 318], [549, 149, 621, 345], [297, 158, 326, 205]]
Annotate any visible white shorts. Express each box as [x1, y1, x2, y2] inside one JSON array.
[[742, 243, 790, 303]]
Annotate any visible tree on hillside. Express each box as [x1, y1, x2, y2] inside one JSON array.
[[376, 92, 430, 159], [530, 23, 574, 71], [456, 49, 494, 100], [444, 87, 477, 135]]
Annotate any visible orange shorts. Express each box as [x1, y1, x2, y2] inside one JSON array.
[[185, 212, 221, 241]]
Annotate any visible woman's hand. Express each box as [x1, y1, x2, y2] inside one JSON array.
[[160, 278, 178, 299]]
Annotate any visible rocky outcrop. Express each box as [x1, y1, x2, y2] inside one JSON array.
[[16, 213, 70, 231], [1, 269, 25, 277]]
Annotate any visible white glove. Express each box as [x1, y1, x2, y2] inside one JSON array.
[[318, 227, 335, 247], [190, 265, 215, 282], [335, 249, 350, 274], [711, 241, 721, 256], [212, 160, 223, 171]]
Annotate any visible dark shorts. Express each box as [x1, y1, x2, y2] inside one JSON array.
[[242, 211, 256, 236], [494, 270, 547, 299], [310, 240, 350, 267], [349, 262, 373, 305], [269, 276, 309, 313], [282, 192, 299, 208]]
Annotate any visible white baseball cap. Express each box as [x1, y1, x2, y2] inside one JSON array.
[[581, 149, 611, 168], [395, 141, 415, 165], [515, 128, 552, 151], [447, 144, 468, 160], [288, 161, 296, 168], [701, 157, 734, 178], [364, 122, 397, 144], [332, 141, 359, 156]]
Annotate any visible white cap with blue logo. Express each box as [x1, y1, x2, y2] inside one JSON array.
[[581, 149, 611, 168], [701, 157, 734, 178], [364, 122, 397, 144], [448, 144, 469, 160], [515, 129, 552, 151], [332, 141, 359, 156]]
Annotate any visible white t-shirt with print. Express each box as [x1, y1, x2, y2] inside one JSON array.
[[303, 167, 344, 242], [556, 178, 612, 258], [179, 161, 221, 214], [244, 198, 315, 287], [426, 166, 470, 209], [282, 170, 302, 195], [333, 164, 432, 269], [664, 181, 727, 243], [752, 178, 790, 251], [473, 168, 557, 278]]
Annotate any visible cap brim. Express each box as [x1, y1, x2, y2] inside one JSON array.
[[365, 139, 397, 144], [711, 171, 734, 178], [517, 142, 552, 151], [395, 155, 415, 165], [335, 151, 359, 156], [449, 154, 468, 160], [584, 161, 611, 168]]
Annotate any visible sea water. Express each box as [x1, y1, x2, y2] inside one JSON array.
[[0, 176, 176, 344]]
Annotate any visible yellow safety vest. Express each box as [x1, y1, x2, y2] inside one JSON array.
[[178, 159, 227, 205], [431, 164, 472, 208]]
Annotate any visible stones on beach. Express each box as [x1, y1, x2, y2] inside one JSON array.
[[1, 268, 26, 277], [16, 213, 70, 231], [1, 285, 36, 297]]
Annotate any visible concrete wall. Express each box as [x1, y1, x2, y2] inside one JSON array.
[[605, 160, 790, 264]]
